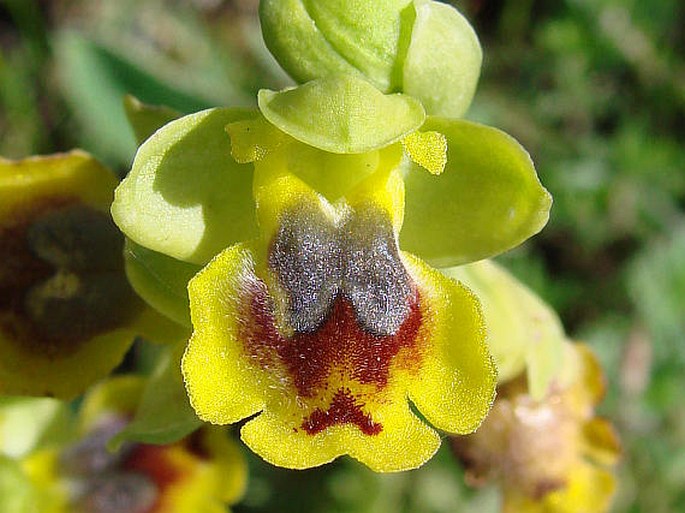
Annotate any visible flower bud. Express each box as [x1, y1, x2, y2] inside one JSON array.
[[260, 0, 482, 117]]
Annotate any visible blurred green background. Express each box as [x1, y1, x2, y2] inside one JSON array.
[[1, 0, 684, 511]]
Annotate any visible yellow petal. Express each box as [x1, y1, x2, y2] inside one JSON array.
[[0, 329, 135, 400], [582, 417, 622, 467], [0, 152, 146, 399], [402, 130, 447, 175], [182, 243, 266, 425], [405, 253, 496, 434], [241, 399, 440, 472], [225, 116, 288, 163], [0, 151, 117, 218]]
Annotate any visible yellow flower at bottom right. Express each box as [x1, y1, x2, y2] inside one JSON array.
[[452, 342, 621, 513]]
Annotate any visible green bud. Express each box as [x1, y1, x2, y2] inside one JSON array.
[[260, 0, 482, 117]]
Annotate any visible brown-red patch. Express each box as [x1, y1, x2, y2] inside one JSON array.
[[123, 444, 186, 511], [240, 279, 424, 398], [237, 276, 430, 436], [301, 387, 382, 435], [0, 197, 74, 312], [0, 198, 140, 356]]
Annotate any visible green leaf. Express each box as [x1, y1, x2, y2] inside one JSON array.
[[443, 260, 565, 398], [124, 239, 201, 327], [258, 75, 425, 154], [400, 117, 552, 267], [123, 95, 181, 145], [110, 342, 202, 449], [112, 107, 259, 264], [259, 0, 413, 92], [53, 31, 213, 167], [403, 1, 482, 117]]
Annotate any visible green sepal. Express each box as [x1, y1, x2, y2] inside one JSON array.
[[403, 0, 481, 117], [260, 0, 482, 117], [124, 239, 201, 327], [123, 95, 181, 145], [110, 342, 202, 450], [112, 107, 259, 264], [400, 117, 552, 267], [259, 0, 413, 92], [443, 260, 565, 399], [258, 75, 425, 154]]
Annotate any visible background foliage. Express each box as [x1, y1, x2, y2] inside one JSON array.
[[1, 0, 684, 511]]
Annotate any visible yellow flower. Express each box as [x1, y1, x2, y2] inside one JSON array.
[[452, 342, 621, 513], [181, 138, 497, 472], [112, 80, 549, 472], [0, 151, 145, 398], [0, 151, 181, 399], [21, 376, 246, 513]]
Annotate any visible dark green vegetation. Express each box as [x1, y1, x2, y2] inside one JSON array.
[[1, 0, 683, 511]]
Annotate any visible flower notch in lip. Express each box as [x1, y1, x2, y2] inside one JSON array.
[[182, 151, 497, 472]]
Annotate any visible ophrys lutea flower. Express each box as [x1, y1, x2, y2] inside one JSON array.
[[451, 342, 621, 513], [180, 136, 497, 471], [446, 261, 620, 512], [112, 1, 551, 470], [16, 377, 246, 513], [0, 151, 163, 399]]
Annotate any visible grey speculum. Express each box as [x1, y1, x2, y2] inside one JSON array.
[[268, 203, 412, 337]]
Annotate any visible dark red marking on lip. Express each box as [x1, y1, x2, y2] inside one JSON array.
[[239, 279, 425, 398], [0, 197, 74, 313], [301, 388, 382, 435], [0, 198, 141, 356], [123, 444, 185, 511]]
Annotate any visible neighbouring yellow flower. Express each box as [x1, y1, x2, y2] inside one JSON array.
[[20, 377, 246, 513], [451, 342, 621, 513], [181, 135, 497, 472], [0, 151, 180, 399]]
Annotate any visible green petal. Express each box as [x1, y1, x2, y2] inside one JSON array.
[[259, 0, 413, 92], [112, 108, 259, 264], [443, 260, 565, 398], [258, 75, 425, 154], [123, 95, 181, 145], [110, 342, 202, 449], [403, 1, 481, 117], [400, 117, 552, 267], [124, 239, 201, 327]]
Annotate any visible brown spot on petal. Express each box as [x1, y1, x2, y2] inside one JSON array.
[[241, 280, 424, 398], [0, 199, 140, 357], [0, 198, 71, 312], [302, 388, 382, 435], [123, 445, 184, 494]]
